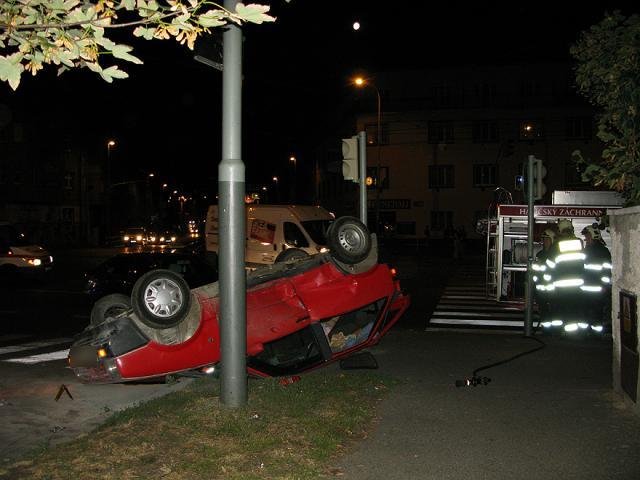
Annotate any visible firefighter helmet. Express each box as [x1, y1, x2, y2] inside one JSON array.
[[557, 218, 574, 234], [581, 224, 602, 241]]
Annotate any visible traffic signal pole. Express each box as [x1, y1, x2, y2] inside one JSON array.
[[219, 0, 247, 407], [524, 155, 535, 337], [358, 131, 367, 225]]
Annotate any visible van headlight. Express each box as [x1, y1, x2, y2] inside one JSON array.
[[25, 257, 42, 266]]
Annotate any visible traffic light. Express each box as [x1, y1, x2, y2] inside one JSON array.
[[514, 174, 524, 191], [341, 136, 359, 182], [532, 157, 547, 200]]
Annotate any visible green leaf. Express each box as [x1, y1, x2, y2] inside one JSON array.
[[111, 44, 143, 65], [0, 54, 24, 91], [198, 10, 226, 28], [235, 3, 275, 24], [120, 0, 136, 10], [133, 26, 156, 41], [100, 65, 129, 82]]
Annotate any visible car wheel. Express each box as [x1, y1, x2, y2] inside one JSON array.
[[131, 269, 191, 329], [275, 248, 310, 263], [327, 216, 372, 264], [90, 293, 132, 326]]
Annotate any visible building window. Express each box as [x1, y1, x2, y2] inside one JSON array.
[[521, 79, 541, 99], [365, 123, 388, 145], [565, 117, 593, 140], [431, 210, 453, 231], [428, 121, 454, 144], [473, 164, 498, 187], [472, 121, 499, 143], [519, 120, 544, 140], [476, 83, 497, 107], [428, 165, 454, 189]]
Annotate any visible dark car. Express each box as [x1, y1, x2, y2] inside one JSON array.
[[69, 217, 410, 383], [84, 251, 217, 324]]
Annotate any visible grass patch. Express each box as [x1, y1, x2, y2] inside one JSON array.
[[0, 369, 395, 480]]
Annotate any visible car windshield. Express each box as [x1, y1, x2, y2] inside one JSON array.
[[0, 225, 32, 247], [301, 220, 332, 246]]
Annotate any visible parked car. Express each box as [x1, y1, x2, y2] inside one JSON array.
[[0, 222, 53, 280], [69, 217, 410, 382], [84, 251, 217, 325]]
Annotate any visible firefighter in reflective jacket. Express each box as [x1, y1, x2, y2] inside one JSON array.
[[532, 228, 556, 324], [545, 218, 586, 332], [581, 225, 612, 332]]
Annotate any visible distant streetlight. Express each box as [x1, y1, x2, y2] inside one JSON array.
[[353, 76, 383, 233], [352, 21, 360, 31]]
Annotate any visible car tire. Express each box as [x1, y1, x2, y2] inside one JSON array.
[[275, 248, 310, 263], [327, 216, 372, 265], [89, 293, 132, 326], [131, 269, 192, 329]]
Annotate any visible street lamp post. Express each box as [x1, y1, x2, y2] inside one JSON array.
[[354, 77, 382, 234], [272, 176, 279, 203], [289, 156, 297, 202], [105, 139, 116, 241]]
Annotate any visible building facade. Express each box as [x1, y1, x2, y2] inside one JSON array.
[[321, 62, 601, 241]]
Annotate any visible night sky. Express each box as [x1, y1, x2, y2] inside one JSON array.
[[1, 0, 637, 195]]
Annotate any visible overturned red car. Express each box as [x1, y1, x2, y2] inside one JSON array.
[[68, 217, 410, 382]]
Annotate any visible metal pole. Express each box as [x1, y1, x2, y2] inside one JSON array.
[[219, 0, 247, 407], [358, 131, 367, 225], [374, 88, 382, 235], [524, 155, 535, 337]]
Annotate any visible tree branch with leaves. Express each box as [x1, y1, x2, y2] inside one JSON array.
[[571, 10, 640, 205], [0, 0, 277, 90]]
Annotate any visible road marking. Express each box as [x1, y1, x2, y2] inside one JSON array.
[[3, 349, 70, 364], [0, 338, 72, 355]]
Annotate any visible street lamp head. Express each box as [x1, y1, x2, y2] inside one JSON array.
[[272, 176, 279, 183], [107, 140, 116, 148], [354, 77, 365, 87]]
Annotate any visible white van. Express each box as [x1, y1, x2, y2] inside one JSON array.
[[0, 222, 53, 278], [205, 205, 334, 268]]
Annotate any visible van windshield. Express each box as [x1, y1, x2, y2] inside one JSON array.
[[301, 220, 332, 246]]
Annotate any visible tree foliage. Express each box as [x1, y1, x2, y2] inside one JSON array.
[[0, 0, 276, 90], [571, 11, 640, 205]]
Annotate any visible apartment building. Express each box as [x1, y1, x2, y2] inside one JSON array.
[[320, 62, 600, 240]]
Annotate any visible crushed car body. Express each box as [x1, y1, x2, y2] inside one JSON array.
[[68, 217, 410, 382]]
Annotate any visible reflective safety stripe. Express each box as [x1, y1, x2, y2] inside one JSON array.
[[581, 285, 602, 292], [601, 276, 611, 283], [546, 259, 556, 268], [554, 278, 584, 287], [585, 263, 603, 271], [591, 325, 604, 332], [559, 239, 582, 253], [536, 284, 546, 291], [533, 275, 539, 282], [603, 262, 612, 269], [555, 252, 586, 263], [543, 274, 552, 281], [564, 323, 579, 332], [532, 263, 546, 271]]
